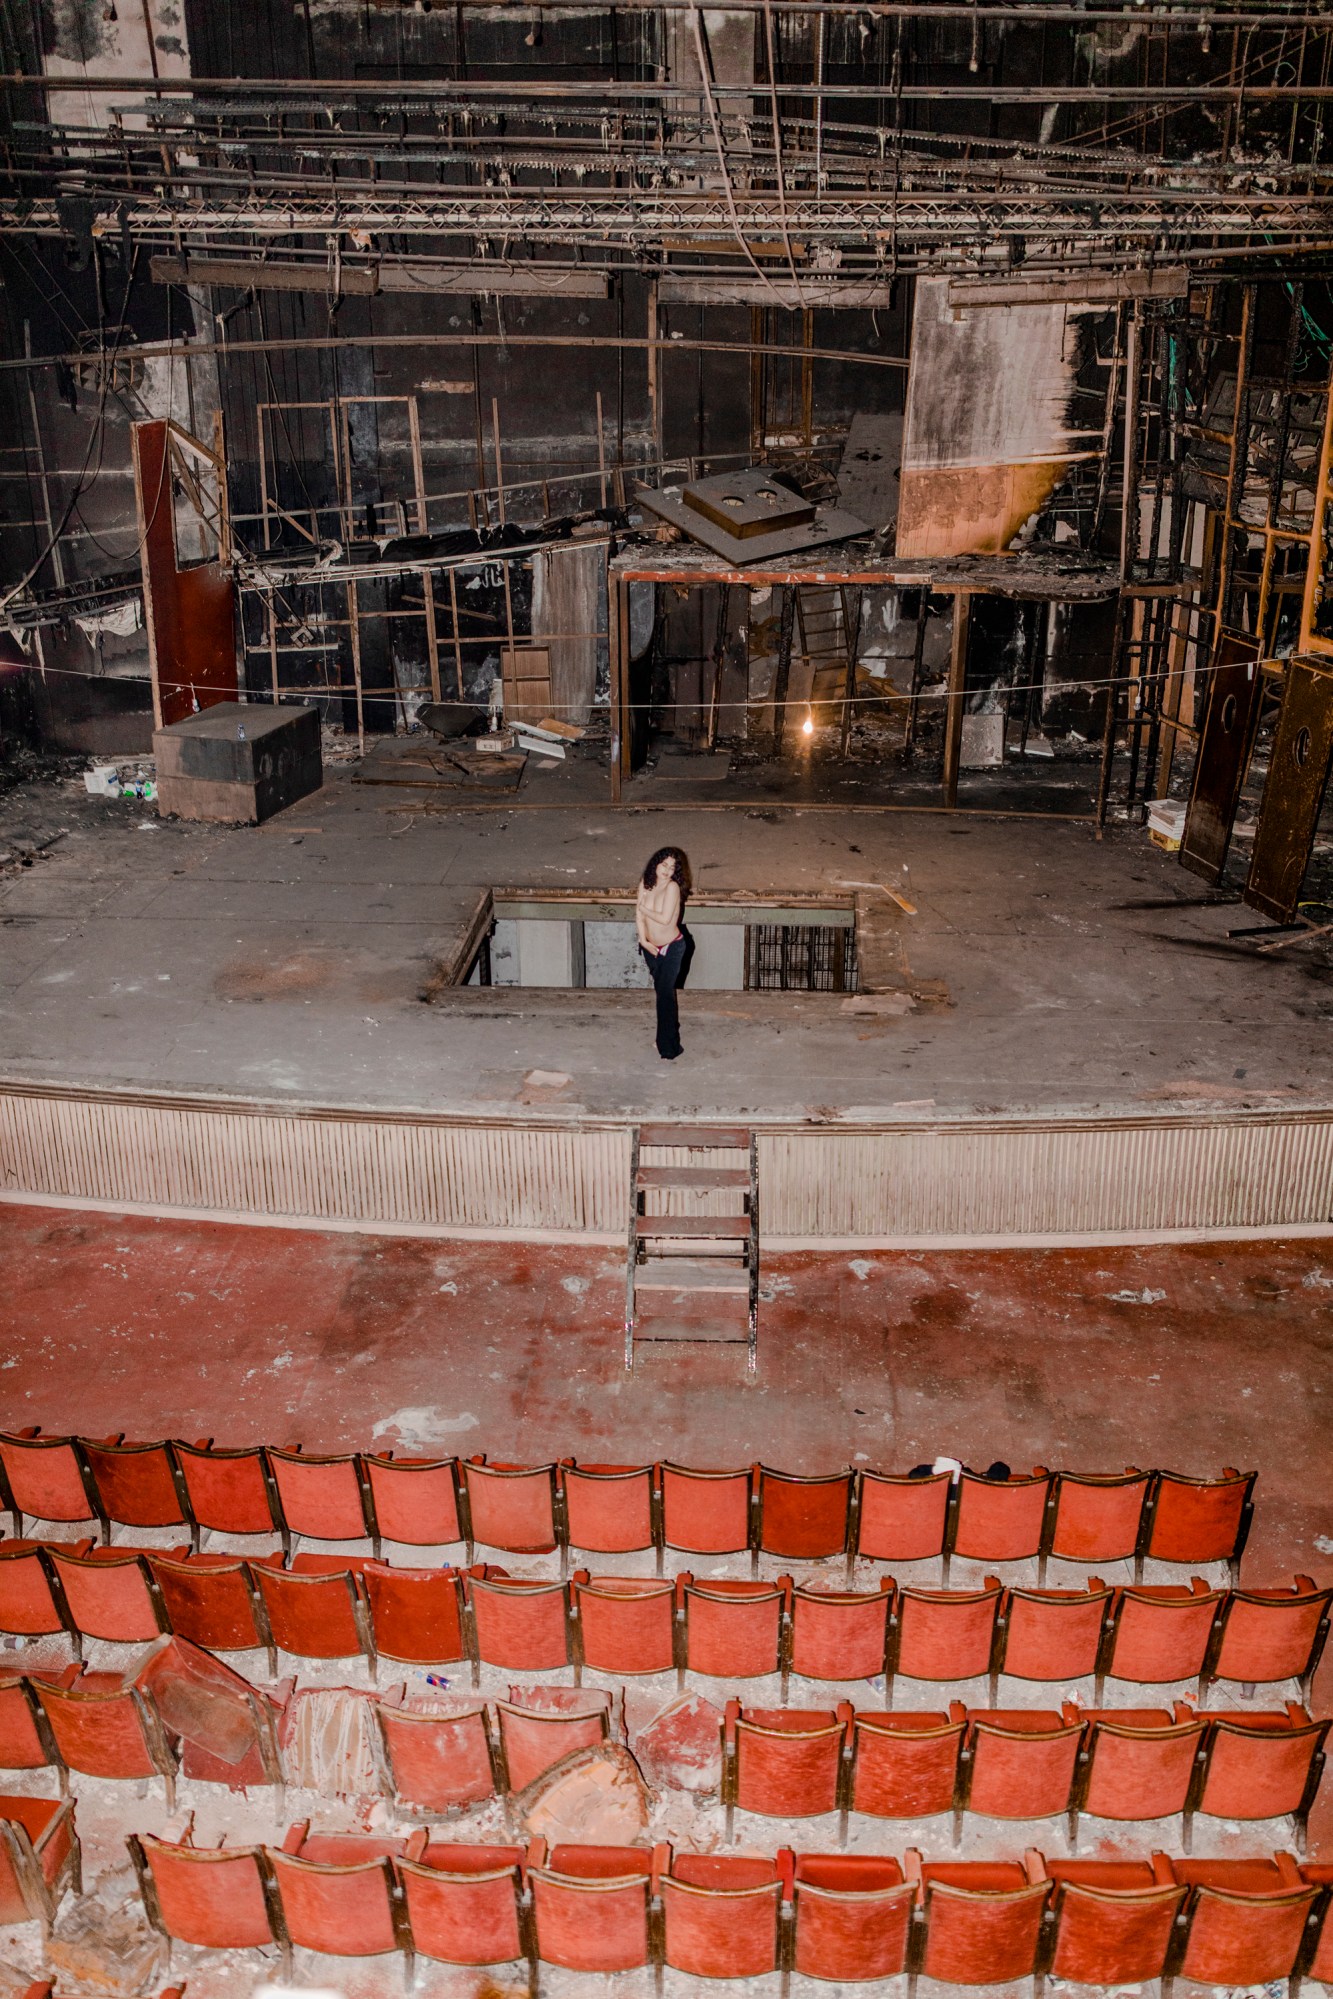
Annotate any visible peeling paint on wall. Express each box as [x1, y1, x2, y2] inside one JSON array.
[[897, 277, 1101, 558]]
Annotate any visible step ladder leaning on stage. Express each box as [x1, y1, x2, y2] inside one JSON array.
[[624, 1124, 760, 1376]]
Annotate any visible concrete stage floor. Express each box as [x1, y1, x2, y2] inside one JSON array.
[[1, 757, 1331, 1123]]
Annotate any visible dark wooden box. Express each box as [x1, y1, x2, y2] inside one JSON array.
[[154, 701, 321, 824]]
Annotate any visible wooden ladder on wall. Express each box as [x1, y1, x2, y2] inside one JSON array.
[[624, 1123, 760, 1376]]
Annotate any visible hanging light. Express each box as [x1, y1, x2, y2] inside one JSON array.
[[802, 708, 815, 737]]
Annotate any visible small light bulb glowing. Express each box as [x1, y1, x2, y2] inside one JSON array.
[[802, 711, 814, 737]]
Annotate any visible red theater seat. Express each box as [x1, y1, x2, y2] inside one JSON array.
[[1204, 1577, 1333, 1705], [0, 1796, 80, 1933], [661, 1851, 791, 1979], [855, 1470, 951, 1571], [146, 1552, 275, 1672], [268, 1823, 418, 1986], [249, 1560, 376, 1673], [1041, 1469, 1152, 1583], [1041, 1853, 1185, 1988], [530, 1842, 668, 1973], [81, 1441, 188, 1537], [572, 1572, 679, 1679], [724, 1702, 852, 1840], [907, 1852, 1051, 1999], [961, 1708, 1083, 1832], [170, 1441, 282, 1547], [130, 1832, 275, 1962], [33, 1666, 179, 1809], [661, 1462, 756, 1566], [0, 1543, 78, 1647], [682, 1575, 790, 1680], [1170, 1855, 1317, 1992], [998, 1580, 1113, 1687], [362, 1563, 468, 1671], [1072, 1705, 1205, 1848], [495, 1696, 611, 1794], [264, 1447, 376, 1558], [792, 1853, 914, 1983], [375, 1700, 500, 1814], [46, 1547, 169, 1647], [0, 1434, 103, 1540], [362, 1454, 466, 1553], [1144, 1468, 1255, 1583], [462, 1459, 560, 1557], [560, 1461, 658, 1560], [757, 1467, 854, 1562], [787, 1580, 895, 1693], [1193, 1707, 1330, 1855], [1100, 1578, 1224, 1698], [0, 1673, 59, 1773], [949, 1469, 1050, 1581], [847, 1710, 967, 1833], [398, 1840, 532, 1972], [890, 1578, 1003, 1704], [467, 1570, 572, 1673]]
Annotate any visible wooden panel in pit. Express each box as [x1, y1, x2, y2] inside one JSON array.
[[683, 469, 815, 540], [501, 647, 552, 725]]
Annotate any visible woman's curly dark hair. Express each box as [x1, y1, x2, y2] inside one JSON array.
[[641, 846, 692, 896]]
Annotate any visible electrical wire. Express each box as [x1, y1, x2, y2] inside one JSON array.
[[690, 7, 800, 314]]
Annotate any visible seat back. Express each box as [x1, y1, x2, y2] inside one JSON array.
[[462, 1460, 559, 1555], [398, 1848, 526, 1966], [560, 1462, 657, 1555], [47, 1549, 166, 1645], [856, 1471, 950, 1564], [849, 1714, 965, 1821], [951, 1471, 1050, 1563], [893, 1583, 1002, 1684], [530, 1865, 653, 1972], [0, 1677, 57, 1771], [963, 1711, 1082, 1821], [1145, 1470, 1255, 1572], [1077, 1710, 1204, 1823], [1196, 1711, 1330, 1824], [788, 1583, 893, 1685], [496, 1700, 610, 1794], [375, 1703, 498, 1813], [146, 1554, 267, 1656], [171, 1443, 278, 1537], [661, 1464, 755, 1556], [0, 1546, 72, 1639], [0, 1435, 99, 1533], [362, 1456, 464, 1550], [268, 1847, 401, 1958], [131, 1834, 275, 1950], [1047, 1874, 1185, 1985], [0, 1795, 78, 1928], [362, 1565, 465, 1666], [1176, 1873, 1317, 1985], [661, 1860, 784, 1977], [35, 1677, 167, 1784], [918, 1872, 1051, 1985], [999, 1584, 1112, 1684], [1104, 1581, 1223, 1685], [1046, 1471, 1151, 1566], [792, 1857, 913, 1982], [264, 1450, 372, 1546], [467, 1573, 572, 1671], [727, 1705, 849, 1819], [1207, 1582, 1333, 1693], [249, 1564, 372, 1663], [82, 1443, 187, 1532], [572, 1575, 677, 1676], [758, 1469, 852, 1560], [684, 1578, 789, 1678]]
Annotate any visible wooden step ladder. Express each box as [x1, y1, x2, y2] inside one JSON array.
[[625, 1123, 759, 1376]]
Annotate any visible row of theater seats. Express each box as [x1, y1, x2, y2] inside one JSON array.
[[5, 1539, 1328, 1703], [4, 1647, 1327, 1854], [128, 1828, 1333, 1998], [0, 1432, 1256, 1580]]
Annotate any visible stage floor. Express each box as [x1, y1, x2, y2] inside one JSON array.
[[1, 756, 1330, 1126]]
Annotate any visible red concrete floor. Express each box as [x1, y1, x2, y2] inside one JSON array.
[[2, 1203, 1331, 1838]]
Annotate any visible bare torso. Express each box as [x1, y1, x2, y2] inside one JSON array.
[[636, 873, 682, 952]]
